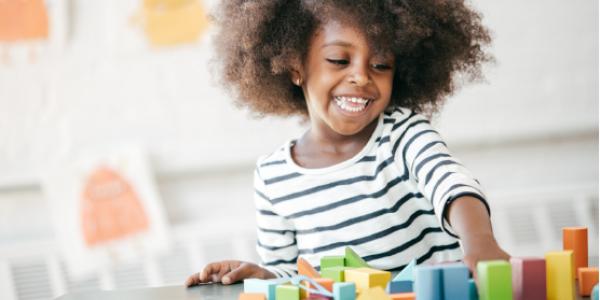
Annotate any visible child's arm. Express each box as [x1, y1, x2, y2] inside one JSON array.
[[445, 195, 510, 277]]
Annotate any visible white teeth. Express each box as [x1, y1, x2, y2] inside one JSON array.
[[334, 96, 371, 112]]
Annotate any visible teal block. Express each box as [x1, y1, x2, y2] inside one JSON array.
[[442, 263, 470, 300], [321, 256, 345, 269], [469, 279, 479, 300], [593, 284, 599, 300], [477, 260, 513, 300], [333, 282, 356, 300], [244, 278, 280, 300], [392, 259, 416, 281], [386, 280, 412, 293], [414, 265, 443, 300]]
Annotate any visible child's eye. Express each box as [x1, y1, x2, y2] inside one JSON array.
[[326, 58, 349, 65], [372, 64, 392, 71]]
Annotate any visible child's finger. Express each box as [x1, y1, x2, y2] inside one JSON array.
[[185, 272, 200, 287], [200, 263, 223, 282], [212, 263, 234, 283], [221, 264, 253, 285]]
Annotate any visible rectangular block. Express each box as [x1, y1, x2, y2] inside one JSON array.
[[239, 293, 267, 300], [345, 247, 370, 268], [389, 292, 416, 300], [414, 265, 442, 300], [469, 279, 478, 300], [299, 256, 321, 279], [276, 284, 300, 300], [387, 280, 412, 293], [563, 227, 588, 279], [321, 266, 348, 282], [545, 251, 575, 300], [442, 263, 470, 300], [356, 287, 391, 300], [333, 282, 356, 300], [344, 268, 391, 293], [244, 278, 280, 300], [578, 267, 599, 297], [593, 284, 599, 300], [477, 260, 513, 300], [510, 257, 546, 300], [321, 256, 345, 269]]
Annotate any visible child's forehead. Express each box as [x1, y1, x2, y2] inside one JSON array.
[[311, 19, 393, 57]]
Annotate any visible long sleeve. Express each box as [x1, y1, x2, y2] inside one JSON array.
[[254, 165, 298, 277], [390, 111, 489, 238]]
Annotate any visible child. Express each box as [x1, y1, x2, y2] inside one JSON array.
[[186, 0, 509, 286]]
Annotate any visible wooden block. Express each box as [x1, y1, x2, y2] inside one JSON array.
[[321, 256, 345, 269], [578, 267, 599, 296], [468, 279, 478, 300], [386, 280, 412, 293], [392, 259, 416, 281], [299, 257, 321, 279], [333, 282, 356, 300], [345, 247, 370, 268], [304, 277, 335, 297], [414, 265, 442, 300], [239, 293, 267, 300], [321, 266, 348, 282], [545, 251, 575, 300], [563, 227, 588, 279], [510, 257, 546, 300], [477, 260, 513, 300], [442, 263, 470, 300], [244, 278, 280, 300], [389, 292, 415, 300], [592, 284, 599, 300], [356, 287, 391, 300], [344, 268, 391, 293], [276, 284, 300, 300]]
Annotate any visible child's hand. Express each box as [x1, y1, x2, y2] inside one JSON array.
[[185, 260, 276, 287], [462, 234, 510, 281]]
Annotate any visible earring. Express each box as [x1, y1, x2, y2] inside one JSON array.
[[296, 78, 302, 86]]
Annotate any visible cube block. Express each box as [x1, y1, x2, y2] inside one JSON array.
[[578, 267, 599, 297], [477, 260, 513, 300], [333, 282, 356, 300]]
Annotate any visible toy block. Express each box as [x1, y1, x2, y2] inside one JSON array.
[[545, 251, 575, 300], [510, 257, 546, 300], [563, 227, 588, 279], [345, 247, 370, 268], [477, 260, 513, 300], [578, 267, 599, 296], [239, 293, 267, 300], [386, 280, 412, 293], [321, 266, 349, 282], [593, 284, 599, 300], [244, 278, 280, 300], [356, 286, 390, 300], [321, 256, 345, 269], [441, 263, 470, 300], [468, 279, 479, 300], [389, 292, 415, 300], [304, 277, 334, 297], [392, 259, 416, 282], [414, 265, 442, 300], [333, 282, 356, 300], [299, 257, 321, 279], [344, 268, 391, 293], [276, 284, 300, 300]]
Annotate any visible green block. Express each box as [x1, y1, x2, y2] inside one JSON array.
[[276, 284, 300, 300], [345, 247, 370, 268], [321, 256, 345, 269], [477, 260, 513, 300], [321, 266, 353, 282]]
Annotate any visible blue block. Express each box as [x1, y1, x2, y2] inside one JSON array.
[[414, 265, 443, 300], [469, 278, 479, 300], [244, 278, 280, 300], [592, 283, 599, 300], [386, 280, 413, 293], [393, 259, 417, 281], [333, 282, 356, 300], [442, 263, 470, 300]]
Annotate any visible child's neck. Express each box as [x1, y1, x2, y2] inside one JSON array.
[[291, 118, 378, 169]]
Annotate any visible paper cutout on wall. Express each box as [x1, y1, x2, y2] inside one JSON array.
[[81, 166, 150, 247], [0, 0, 49, 42], [139, 0, 209, 47]]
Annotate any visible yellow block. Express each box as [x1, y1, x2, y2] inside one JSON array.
[[545, 251, 575, 300], [357, 286, 391, 300], [344, 268, 391, 293]]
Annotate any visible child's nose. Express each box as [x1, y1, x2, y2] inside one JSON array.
[[347, 64, 372, 86]]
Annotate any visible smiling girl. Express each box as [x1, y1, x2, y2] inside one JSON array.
[[186, 0, 509, 286]]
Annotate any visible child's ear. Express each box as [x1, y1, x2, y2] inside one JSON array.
[[290, 69, 303, 86]]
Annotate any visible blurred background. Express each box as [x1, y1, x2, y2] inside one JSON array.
[[0, 0, 597, 299]]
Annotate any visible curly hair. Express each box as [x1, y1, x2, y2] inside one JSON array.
[[211, 0, 492, 117]]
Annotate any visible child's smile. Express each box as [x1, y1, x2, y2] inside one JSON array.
[[299, 18, 395, 138]]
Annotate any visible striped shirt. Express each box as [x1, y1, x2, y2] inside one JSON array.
[[254, 107, 489, 277]]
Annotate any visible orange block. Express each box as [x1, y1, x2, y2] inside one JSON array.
[[578, 267, 599, 296], [298, 257, 321, 278], [389, 292, 416, 299], [238, 292, 266, 300], [313, 278, 334, 292], [303, 277, 334, 299], [563, 227, 588, 279]]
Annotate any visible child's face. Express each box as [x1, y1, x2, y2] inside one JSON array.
[[300, 19, 395, 137]]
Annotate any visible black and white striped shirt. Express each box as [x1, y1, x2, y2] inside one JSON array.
[[254, 107, 488, 277]]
